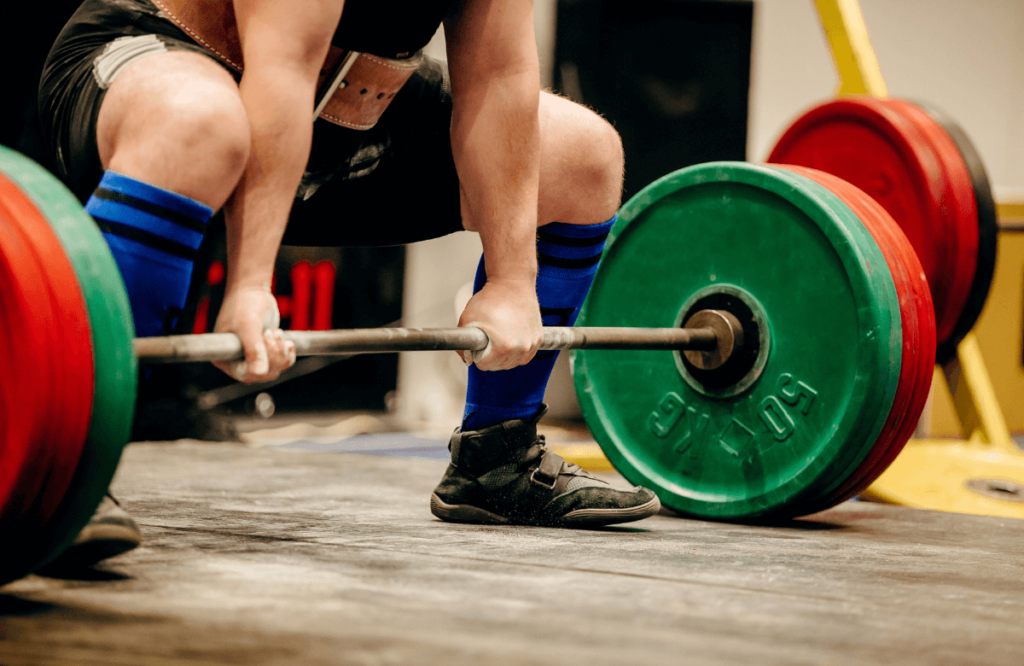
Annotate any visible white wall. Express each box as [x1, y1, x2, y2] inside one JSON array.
[[749, 0, 1024, 199]]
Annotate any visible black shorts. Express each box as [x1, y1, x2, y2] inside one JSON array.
[[40, 0, 463, 247]]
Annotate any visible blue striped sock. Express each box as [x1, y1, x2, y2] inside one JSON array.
[[85, 172, 213, 337], [462, 215, 616, 431]]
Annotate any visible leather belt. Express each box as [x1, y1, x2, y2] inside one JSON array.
[[151, 0, 420, 130]]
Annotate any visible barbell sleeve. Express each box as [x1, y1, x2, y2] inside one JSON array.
[[132, 326, 720, 364]]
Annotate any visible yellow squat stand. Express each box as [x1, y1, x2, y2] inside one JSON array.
[[815, 0, 1024, 518]]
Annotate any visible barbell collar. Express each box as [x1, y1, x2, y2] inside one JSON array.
[[132, 325, 722, 364]]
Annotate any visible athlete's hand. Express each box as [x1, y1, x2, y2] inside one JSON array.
[[212, 285, 297, 383], [458, 279, 542, 371]]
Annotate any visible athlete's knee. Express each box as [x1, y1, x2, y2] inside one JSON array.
[[109, 94, 250, 207], [560, 111, 624, 222], [579, 116, 624, 217], [173, 97, 251, 180], [99, 53, 251, 197]]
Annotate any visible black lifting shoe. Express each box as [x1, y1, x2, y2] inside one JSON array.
[[39, 492, 142, 573], [430, 406, 661, 527]]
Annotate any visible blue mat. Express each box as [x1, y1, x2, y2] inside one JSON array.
[[278, 433, 450, 461]]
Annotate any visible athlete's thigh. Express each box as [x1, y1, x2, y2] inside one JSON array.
[[456, 91, 624, 230], [95, 51, 243, 167], [39, 0, 237, 201]]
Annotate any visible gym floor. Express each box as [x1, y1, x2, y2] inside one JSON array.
[[2, 422, 1023, 666]]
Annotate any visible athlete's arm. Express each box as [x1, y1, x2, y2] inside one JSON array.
[[213, 0, 345, 383], [444, 0, 543, 371]]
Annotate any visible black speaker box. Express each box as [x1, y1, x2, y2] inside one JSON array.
[[554, 0, 754, 198]]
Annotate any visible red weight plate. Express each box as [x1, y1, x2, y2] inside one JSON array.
[[2, 219, 68, 528], [820, 172, 934, 506], [0, 174, 94, 530], [1, 176, 95, 511], [0, 207, 55, 520], [829, 183, 935, 502], [839, 186, 937, 497], [1, 181, 94, 528], [794, 175, 937, 504], [775, 166, 924, 512], [0, 223, 41, 511], [768, 97, 960, 345], [885, 99, 978, 348], [0, 221, 67, 580]]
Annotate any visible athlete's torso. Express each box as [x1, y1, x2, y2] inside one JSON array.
[[150, 0, 459, 128], [333, 0, 459, 57]]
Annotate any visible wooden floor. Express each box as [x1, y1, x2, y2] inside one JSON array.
[[2, 439, 1023, 666]]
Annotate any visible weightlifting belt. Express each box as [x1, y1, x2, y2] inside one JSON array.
[[151, 0, 421, 130]]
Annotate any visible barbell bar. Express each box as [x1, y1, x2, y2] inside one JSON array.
[[132, 313, 738, 364]]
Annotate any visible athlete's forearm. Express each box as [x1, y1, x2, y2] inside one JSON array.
[[223, 70, 316, 291], [224, 0, 344, 292], [446, 0, 541, 284], [450, 70, 540, 284]]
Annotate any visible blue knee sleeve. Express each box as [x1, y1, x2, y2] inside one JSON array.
[[462, 215, 616, 430], [85, 172, 213, 337]]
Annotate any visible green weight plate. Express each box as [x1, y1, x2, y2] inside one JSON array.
[[0, 147, 136, 568], [572, 162, 901, 520]]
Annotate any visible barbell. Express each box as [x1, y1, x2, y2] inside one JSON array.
[[133, 315, 736, 363], [0, 95, 996, 583]]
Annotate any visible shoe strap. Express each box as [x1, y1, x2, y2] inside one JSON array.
[[528, 450, 565, 494]]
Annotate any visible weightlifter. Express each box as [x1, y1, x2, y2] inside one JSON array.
[[39, 0, 661, 566]]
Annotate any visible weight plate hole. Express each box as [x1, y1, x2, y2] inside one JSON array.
[[674, 285, 770, 398]]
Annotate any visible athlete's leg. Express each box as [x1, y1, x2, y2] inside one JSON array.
[[37, 11, 256, 565], [87, 50, 249, 337], [535, 92, 625, 227], [96, 51, 251, 209], [433, 93, 658, 527], [462, 92, 624, 430]]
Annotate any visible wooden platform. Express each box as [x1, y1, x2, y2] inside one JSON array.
[[2, 440, 1023, 665]]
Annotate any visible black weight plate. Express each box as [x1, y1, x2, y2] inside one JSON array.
[[914, 103, 999, 363]]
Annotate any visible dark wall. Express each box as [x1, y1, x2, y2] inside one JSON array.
[[2, 2, 81, 163], [187, 238, 406, 415], [554, 0, 754, 199], [140, 223, 406, 424]]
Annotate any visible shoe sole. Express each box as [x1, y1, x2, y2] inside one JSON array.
[[430, 493, 661, 527]]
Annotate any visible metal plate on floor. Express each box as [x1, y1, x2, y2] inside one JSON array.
[[572, 162, 900, 520], [865, 440, 1024, 519]]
